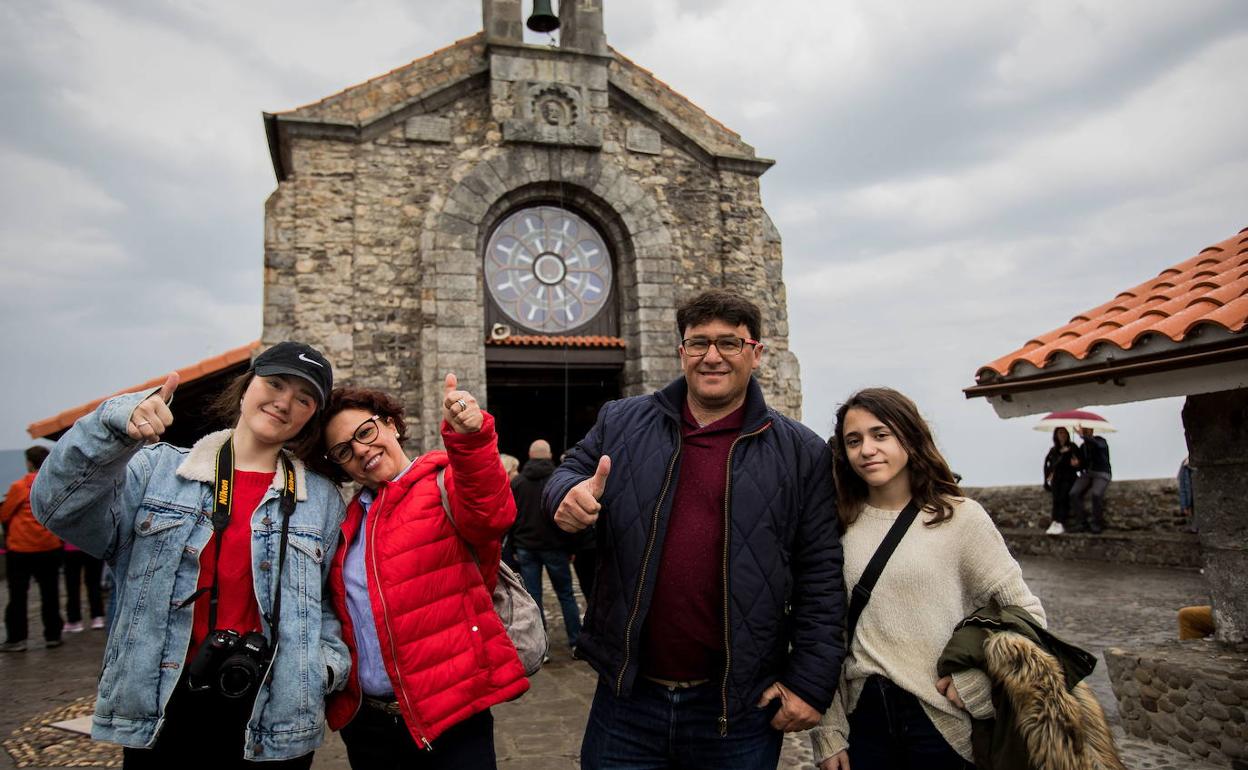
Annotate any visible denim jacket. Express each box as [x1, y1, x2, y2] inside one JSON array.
[[31, 390, 350, 760]]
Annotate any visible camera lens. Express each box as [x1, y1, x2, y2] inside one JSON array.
[[218, 664, 255, 698]]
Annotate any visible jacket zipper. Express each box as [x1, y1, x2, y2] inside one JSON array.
[[718, 421, 773, 737], [367, 485, 433, 750], [615, 433, 683, 697]]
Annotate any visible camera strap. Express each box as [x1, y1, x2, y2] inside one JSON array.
[[179, 435, 297, 652], [267, 455, 296, 655]]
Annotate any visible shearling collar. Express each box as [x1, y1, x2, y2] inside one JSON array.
[[176, 429, 310, 502]]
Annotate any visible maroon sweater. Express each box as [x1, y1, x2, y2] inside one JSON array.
[[640, 401, 745, 681]]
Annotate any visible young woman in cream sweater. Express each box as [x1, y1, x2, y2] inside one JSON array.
[[812, 388, 1045, 770]]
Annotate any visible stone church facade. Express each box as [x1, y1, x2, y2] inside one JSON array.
[[261, 0, 801, 455]]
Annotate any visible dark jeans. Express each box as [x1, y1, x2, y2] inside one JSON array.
[[4, 549, 63, 643], [847, 676, 973, 770], [581, 678, 783, 770], [341, 705, 496, 770], [1070, 472, 1111, 531], [1049, 477, 1075, 524], [122, 677, 313, 769], [515, 547, 582, 647], [64, 550, 105, 622]]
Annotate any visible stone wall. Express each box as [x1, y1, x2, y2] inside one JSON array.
[[965, 478, 1200, 567], [264, 31, 802, 451], [1184, 388, 1248, 645], [1000, 529, 1200, 568], [1106, 640, 1248, 767], [964, 478, 1190, 532]]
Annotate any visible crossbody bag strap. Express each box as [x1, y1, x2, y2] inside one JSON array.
[[846, 499, 921, 642], [436, 468, 483, 569]]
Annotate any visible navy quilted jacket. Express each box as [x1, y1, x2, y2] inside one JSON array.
[[544, 376, 846, 731]]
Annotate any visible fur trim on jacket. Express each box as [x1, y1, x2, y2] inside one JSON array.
[[938, 601, 1126, 770], [175, 428, 311, 501], [984, 631, 1126, 770]]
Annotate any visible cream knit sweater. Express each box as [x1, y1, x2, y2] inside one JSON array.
[[809, 497, 1045, 764]]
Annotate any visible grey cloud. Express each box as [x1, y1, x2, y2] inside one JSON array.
[[2, 0, 1243, 486]]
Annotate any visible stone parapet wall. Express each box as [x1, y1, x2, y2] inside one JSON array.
[[964, 478, 1188, 532], [1000, 529, 1200, 569], [1106, 640, 1248, 767]]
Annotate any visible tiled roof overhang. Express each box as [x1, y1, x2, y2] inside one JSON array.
[[965, 228, 1248, 412], [28, 341, 261, 440]]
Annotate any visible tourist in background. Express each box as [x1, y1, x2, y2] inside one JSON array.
[[500, 453, 521, 569], [1, 446, 63, 652], [316, 376, 527, 770], [1178, 457, 1196, 532], [512, 438, 580, 656], [30, 342, 349, 769], [1042, 427, 1082, 536], [1069, 425, 1112, 533], [812, 388, 1045, 770], [62, 540, 106, 632]]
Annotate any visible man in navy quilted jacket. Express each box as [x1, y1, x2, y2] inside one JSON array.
[[546, 290, 845, 770]]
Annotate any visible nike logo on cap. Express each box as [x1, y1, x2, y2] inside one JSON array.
[[298, 353, 324, 367]]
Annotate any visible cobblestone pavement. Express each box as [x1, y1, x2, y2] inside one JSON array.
[[0, 556, 1229, 769]]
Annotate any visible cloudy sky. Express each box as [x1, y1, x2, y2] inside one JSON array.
[[1, 0, 1244, 485]]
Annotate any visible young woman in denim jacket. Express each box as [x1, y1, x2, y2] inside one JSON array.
[[31, 342, 350, 769]]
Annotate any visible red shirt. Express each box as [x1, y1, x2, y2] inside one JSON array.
[[190, 470, 273, 650], [641, 401, 745, 680]]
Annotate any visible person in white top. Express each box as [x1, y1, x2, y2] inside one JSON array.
[[811, 388, 1045, 770]]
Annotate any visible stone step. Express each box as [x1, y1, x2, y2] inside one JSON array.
[[1002, 528, 1200, 569]]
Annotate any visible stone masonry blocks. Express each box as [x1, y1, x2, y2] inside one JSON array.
[[265, 43, 802, 449]]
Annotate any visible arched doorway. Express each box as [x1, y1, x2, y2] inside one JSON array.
[[482, 201, 624, 459]]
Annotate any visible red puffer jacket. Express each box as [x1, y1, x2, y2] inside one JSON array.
[[326, 415, 529, 745]]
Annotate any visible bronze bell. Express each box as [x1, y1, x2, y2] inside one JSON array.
[[526, 0, 560, 33]]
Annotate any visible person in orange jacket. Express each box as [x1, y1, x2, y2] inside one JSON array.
[[1, 446, 63, 651]]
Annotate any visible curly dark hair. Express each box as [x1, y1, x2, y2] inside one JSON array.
[[676, 289, 762, 341], [303, 387, 409, 484], [830, 387, 962, 530]]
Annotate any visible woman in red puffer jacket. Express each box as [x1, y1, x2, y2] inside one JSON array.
[[313, 374, 528, 769]]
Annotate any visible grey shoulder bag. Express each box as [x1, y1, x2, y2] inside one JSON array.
[[437, 469, 548, 676]]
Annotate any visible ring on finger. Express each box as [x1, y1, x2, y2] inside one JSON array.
[[136, 420, 151, 427], [455, 398, 468, 413]]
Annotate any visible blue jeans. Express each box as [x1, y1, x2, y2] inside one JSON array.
[[514, 547, 581, 648], [847, 676, 973, 770], [581, 678, 782, 770]]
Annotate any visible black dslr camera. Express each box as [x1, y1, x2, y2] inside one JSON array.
[[187, 629, 271, 698]]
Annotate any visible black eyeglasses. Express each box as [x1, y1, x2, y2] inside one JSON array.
[[327, 416, 381, 464], [681, 336, 760, 357]]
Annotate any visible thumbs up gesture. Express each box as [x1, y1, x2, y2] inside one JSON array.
[[441, 372, 483, 434], [127, 372, 179, 444], [555, 455, 611, 533]]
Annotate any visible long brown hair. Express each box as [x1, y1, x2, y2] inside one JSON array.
[[831, 387, 962, 529]]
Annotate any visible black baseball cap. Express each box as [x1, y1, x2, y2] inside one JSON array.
[[252, 341, 333, 408]]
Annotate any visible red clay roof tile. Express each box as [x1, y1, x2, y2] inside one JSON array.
[[978, 228, 1248, 380], [27, 341, 261, 439], [484, 334, 626, 349]]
